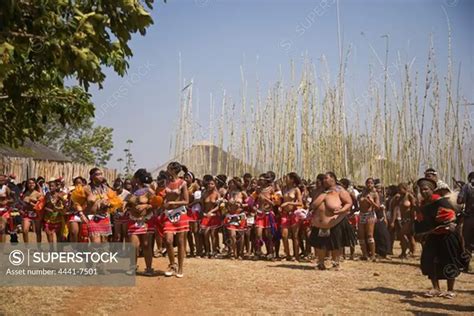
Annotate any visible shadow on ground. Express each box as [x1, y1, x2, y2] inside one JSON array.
[[401, 299, 474, 313]]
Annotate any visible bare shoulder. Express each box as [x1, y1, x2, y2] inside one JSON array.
[[339, 188, 351, 200], [83, 185, 93, 196]]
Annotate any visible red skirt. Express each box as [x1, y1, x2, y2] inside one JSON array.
[[348, 213, 359, 228], [201, 214, 222, 229], [187, 204, 201, 222], [0, 209, 10, 220], [66, 212, 82, 223], [44, 221, 62, 234], [22, 210, 41, 221], [158, 207, 190, 235], [280, 210, 304, 229], [224, 213, 247, 231], [114, 211, 130, 225], [128, 214, 156, 235], [255, 211, 274, 229], [87, 215, 112, 237]]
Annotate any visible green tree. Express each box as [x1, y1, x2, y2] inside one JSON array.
[[40, 117, 114, 166], [0, 0, 155, 146]]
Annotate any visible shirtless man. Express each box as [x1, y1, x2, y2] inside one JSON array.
[[310, 172, 353, 270]]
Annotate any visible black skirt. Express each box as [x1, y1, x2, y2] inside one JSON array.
[[374, 220, 391, 256], [340, 216, 358, 248], [420, 231, 469, 280], [310, 219, 348, 251]]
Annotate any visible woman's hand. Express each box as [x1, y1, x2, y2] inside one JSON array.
[[332, 207, 343, 215]]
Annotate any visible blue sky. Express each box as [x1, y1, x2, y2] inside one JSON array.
[[88, 0, 473, 170]]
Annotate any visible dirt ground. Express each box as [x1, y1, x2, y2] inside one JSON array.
[[1, 242, 473, 315]]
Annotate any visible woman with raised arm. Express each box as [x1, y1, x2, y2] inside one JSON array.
[[126, 169, 157, 276], [161, 162, 190, 278], [357, 178, 380, 261]]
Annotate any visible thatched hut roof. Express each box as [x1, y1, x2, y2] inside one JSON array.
[[0, 140, 71, 162]]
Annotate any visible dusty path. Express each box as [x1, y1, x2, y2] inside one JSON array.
[[2, 247, 473, 315]]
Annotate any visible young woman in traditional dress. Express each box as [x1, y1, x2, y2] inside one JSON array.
[[299, 181, 314, 259], [340, 178, 359, 260], [373, 180, 392, 259], [280, 173, 303, 261], [215, 174, 228, 254], [185, 171, 202, 257], [255, 174, 276, 260], [127, 169, 157, 276], [65, 177, 88, 242], [112, 178, 131, 244], [244, 178, 258, 257], [21, 178, 45, 243], [84, 168, 122, 244], [357, 178, 380, 261], [152, 171, 167, 257], [43, 180, 68, 244], [386, 185, 400, 255], [153, 171, 168, 258], [267, 171, 283, 258], [309, 172, 353, 270], [457, 171, 474, 262], [224, 177, 248, 259], [396, 182, 417, 258], [200, 175, 222, 258], [161, 162, 190, 278], [0, 191, 12, 243], [415, 178, 468, 298]]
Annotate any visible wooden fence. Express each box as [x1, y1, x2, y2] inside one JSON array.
[[0, 156, 117, 185]]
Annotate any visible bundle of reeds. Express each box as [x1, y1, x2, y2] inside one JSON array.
[[170, 33, 472, 184]]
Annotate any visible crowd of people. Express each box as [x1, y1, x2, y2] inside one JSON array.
[[0, 164, 472, 298]]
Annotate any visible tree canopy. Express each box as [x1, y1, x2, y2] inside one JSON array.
[[39, 116, 114, 167], [0, 0, 155, 146]]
